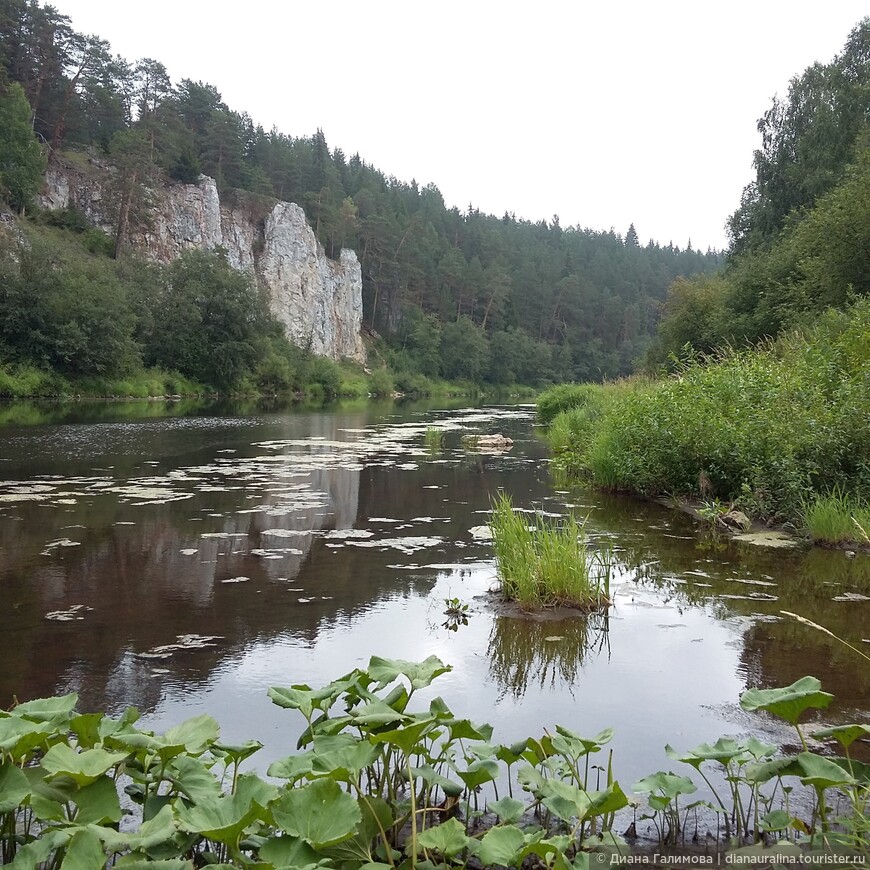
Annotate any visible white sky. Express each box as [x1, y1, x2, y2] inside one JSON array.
[[55, 1, 869, 251]]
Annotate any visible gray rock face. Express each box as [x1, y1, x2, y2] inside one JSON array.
[[39, 161, 365, 363]]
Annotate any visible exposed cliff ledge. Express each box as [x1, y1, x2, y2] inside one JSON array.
[[38, 159, 366, 363]]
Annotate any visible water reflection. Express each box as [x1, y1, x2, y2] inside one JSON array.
[[487, 613, 610, 699], [0, 398, 867, 780]]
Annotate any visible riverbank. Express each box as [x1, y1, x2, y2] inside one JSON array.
[[539, 300, 870, 547], [0, 359, 538, 404]]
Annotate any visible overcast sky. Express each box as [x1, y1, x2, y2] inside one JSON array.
[[54, 1, 868, 251]]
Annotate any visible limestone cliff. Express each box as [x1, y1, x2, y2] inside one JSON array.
[[39, 159, 366, 363]]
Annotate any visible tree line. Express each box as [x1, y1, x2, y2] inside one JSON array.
[[0, 0, 721, 386]]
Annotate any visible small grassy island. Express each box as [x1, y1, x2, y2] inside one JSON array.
[[490, 493, 612, 611]]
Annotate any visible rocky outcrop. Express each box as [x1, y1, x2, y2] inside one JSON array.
[[38, 159, 365, 363]]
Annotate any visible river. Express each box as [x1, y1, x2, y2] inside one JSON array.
[[1, 398, 868, 787]]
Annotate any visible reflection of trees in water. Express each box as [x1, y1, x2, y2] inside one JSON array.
[[487, 613, 610, 699]]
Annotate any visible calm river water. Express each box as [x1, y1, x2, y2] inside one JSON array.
[[1, 398, 868, 785]]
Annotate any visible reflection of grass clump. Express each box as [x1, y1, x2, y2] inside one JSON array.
[[490, 492, 611, 610], [802, 490, 870, 546], [487, 614, 609, 698]]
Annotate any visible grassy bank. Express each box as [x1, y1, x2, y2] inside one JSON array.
[[0, 358, 524, 403], [540, 301, 870, 544]]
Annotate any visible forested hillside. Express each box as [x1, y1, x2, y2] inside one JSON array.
[[0, 0, 720, 387]]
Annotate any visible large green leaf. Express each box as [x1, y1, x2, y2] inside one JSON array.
[[212, 740, 263, 766], [175, 775, 270, 846], [475, 824, 525, 868], [495, 740, 528, 767], [0, 717, 55, 759], [8, 829, 69, 870], [739, 677, 833, 725], [516, 764, 546, 797], [829, 757, 870, 785], [411, 764, 464, 798], [796, 751, 855, 789], [367, 656, 452, 691], [0, 761, 30, 812], [308, 734, 378, 780], [271, 778, 361, 849], [99, 804, 179, 855], [446, 719, 493, 742], [162, 713, 220, 755], [351, 699, 409, 727], [259, 834, 323, 869], [268, 684, 337, 720], [456, 758, 499, 790], [541, 779, 592, 822], [60, 828, 105, 870], [69, 713, 103, 749], [631, 771, 696, 800], [369, 717, 438, 756], [41, 743, 129, 785], [320, 795, 395, 863], [666, 737, 748, 766], [415, 817, 470, 857], [72, 776, 122, 825], [164, 754, 222, 803], [553, 725, 614, 756], [743, 756, 804, 785], [268, 750, 317, 782], [489, 796, 525, 824], [810, 723, 870, 750], [13, 693, 78, 722]]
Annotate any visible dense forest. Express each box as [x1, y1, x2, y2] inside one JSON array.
[[0, 0, 721, 393]]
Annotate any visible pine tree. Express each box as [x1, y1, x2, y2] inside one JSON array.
[[0, 82, 45, 213]]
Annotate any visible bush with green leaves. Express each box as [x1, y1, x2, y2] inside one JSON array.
[[546, 300, 870, 531]]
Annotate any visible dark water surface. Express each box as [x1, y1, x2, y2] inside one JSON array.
[[1, 398, 868, 785]]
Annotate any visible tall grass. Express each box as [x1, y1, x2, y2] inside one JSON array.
[[802, 490, 870, 545], [489, 492, 611, 610], [542, 300, 870, 530], [424, 427, 444, 450]]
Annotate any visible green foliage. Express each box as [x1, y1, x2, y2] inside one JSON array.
[[551, 301, 870, 524], [729, 18, 870, 254], [802, 491, 870, 545], [489, 492, 612, 610], [141, 250, 263, 390], [367, 367, 394, 397], [537, 383, 604, 425], [0, 234, 139, 376], [440, 316, 489, 382], [0, 82, 45, 212], [0, 663, 867, 865], [424, 427, 444, 451]]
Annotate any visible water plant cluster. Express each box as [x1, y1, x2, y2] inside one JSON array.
[[490, 493, 612, 611], [539, 300, 870, 544], [0, 658, 867, 868]]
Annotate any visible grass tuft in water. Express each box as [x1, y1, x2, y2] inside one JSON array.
[[489, 492, 611, 611], [424, 427, 444, 451]]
